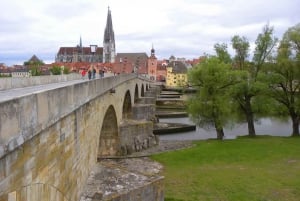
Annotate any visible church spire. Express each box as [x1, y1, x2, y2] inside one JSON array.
[[79, 35, 82, 48], [103, 6, 116, 63]]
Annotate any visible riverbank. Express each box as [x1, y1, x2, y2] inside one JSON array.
[[129, 140, 195, 156], [151, 136, 300, 201]]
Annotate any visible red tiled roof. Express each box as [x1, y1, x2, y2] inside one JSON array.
[[57, 47, 103, 55]]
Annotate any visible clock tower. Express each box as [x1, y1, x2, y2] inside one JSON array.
[[148, 45, 157, 80]]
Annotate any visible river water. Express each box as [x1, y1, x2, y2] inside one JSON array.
[[158, 117, 292, 140]]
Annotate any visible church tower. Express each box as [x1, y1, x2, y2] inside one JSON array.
[[103, 7, 116, 63], [148, 44, 157, 80]]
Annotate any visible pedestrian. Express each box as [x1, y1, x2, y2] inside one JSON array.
[[92, 67, 96, 79], [81, 69, 86, 79], [99, 68, 102, 78], [88, 69, 92, 80]]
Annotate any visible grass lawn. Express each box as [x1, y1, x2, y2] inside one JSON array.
[[151, 136, 300, 201]]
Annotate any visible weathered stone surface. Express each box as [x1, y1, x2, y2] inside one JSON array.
[[132, 104, 156, 122], [119, 120, 158, 155], [0, 74, 81, 91], [80, 158, 164, 201], [0, 76, 160, 201]]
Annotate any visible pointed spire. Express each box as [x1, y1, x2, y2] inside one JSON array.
[[103, 6, 116, 63], [104, 6, 115, 43], [151, 44, 155, 54], [151, 44, 155, 57], [79, 35, 82, 48]]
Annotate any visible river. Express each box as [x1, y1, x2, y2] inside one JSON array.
[[158, 117, 293, 140]]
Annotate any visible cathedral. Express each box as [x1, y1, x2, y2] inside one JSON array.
[[55, 7, 116, 63]]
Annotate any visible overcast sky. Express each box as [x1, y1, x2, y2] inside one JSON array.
[[0, 0, 299, 65]]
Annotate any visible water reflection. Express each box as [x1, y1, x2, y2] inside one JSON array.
[[159, 117, 292, 141]]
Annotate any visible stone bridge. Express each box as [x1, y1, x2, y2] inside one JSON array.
[[0, 74, 164, 201]]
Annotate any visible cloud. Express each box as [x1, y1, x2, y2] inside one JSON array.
[[0, 0, 299, 65]]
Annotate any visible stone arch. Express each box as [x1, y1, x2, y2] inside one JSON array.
[[134, 84, 139, 103], [98, 105, 120, 157], [141, 84, 145, 97], [122, 90, 132, 119]]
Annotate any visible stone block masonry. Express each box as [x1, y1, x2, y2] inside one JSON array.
[[80, 158, 164, 201], [118, 120, 159, 155], [0, 74, 81, 91], [0, 75, 163, 201]]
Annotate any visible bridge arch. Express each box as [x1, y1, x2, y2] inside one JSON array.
[[98, 105, 120, 157], [122, 90, 132, 119], [141, 84, 145, 97], [134, 84, 139, 103]]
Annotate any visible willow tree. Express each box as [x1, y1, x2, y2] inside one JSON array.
[[267, 23, 300, 136], [230, 24, 278, 137], [187, 57, 238, 140], [214, 43, 232, 64]]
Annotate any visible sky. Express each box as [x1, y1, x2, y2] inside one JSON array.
[[0, 0, 299, 66]]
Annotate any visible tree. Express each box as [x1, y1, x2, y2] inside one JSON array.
[[231, 35, 250, 70], [267, 23, 300, 136], [253, 24, 278, 79], [214, 43, 232, 64], [230, 24, 278, 137], [187, 57, 238, 140], [24, 58, 44, 76]]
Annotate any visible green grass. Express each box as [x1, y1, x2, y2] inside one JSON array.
[[151, 136, 300, 201]]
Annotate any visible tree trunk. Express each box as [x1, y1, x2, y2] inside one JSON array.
[[216, 127, 224, 140], [290, 114, 300, 137], [245, 97, 256, 137], [214, 115, 224, 140]]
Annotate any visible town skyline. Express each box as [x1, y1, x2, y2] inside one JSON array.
[[1, 0, 299, 66]]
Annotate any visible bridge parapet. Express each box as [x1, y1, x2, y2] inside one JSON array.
[[0, 74, 82, 91]]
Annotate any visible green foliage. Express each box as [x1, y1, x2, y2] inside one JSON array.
[[152, 136, 300, 201], [188, 23, 299, 137], [229, 24, 278, 136], [24, 60, 44, 76], [50, 65, 62, 75], [188, 57, 239, 139], [265, 23, 300, 135], [214, 43, 232, 64], [252, 23, 278, 78], [231, 35, 250, 69], [63, 66, 70, 74]]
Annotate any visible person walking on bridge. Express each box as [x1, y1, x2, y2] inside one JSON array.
[[81, 69, 86, 79], [88, 69, 92, 80], [92, 67, 96, 79]]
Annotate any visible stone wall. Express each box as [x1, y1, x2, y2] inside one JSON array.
[[0, 73, 81, 91], [0, 97, 102, 201], [0, 74, 156, 201], [79, 158, 164, 201], [119, 120, 158, 155], [0, 74, 138, 159]]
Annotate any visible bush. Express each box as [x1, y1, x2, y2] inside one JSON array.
[[50, 65, 62, 75]]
